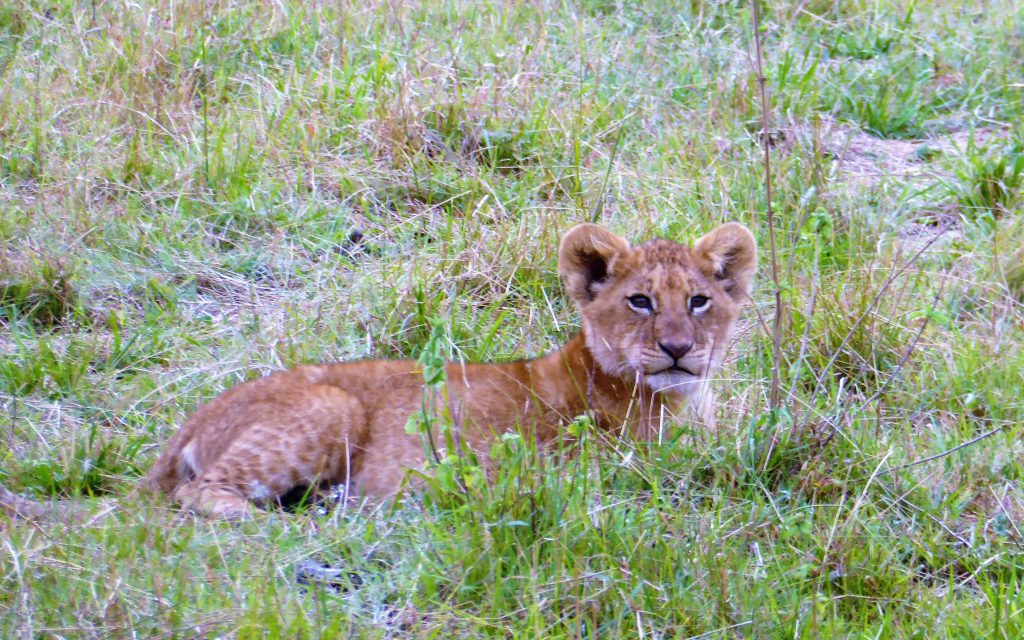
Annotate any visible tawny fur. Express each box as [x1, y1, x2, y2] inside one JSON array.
[[2, 222, 756, 520]]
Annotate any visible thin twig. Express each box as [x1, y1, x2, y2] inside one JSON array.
[[750, 0, 783, 411], [880, 423, 1008, 475], [684, 620, 754, 640]]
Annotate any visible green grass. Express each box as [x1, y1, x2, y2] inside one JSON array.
[[1, 0, 1023, 637]]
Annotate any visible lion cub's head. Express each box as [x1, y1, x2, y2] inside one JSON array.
[[559, 222, 757, 397]]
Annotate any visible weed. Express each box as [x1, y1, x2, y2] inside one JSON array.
[[0, 255, 79, 327], [948, 143, 1024, 220], [832, 60, 934, 139], [6, 425, 145, 498]]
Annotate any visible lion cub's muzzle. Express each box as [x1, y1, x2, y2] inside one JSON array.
[[639, 342, 715, 383]]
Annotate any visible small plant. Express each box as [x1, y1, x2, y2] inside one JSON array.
[[835, 64, 932, 139], [823, 3, 915, 60], [405, 319, 485, 509], [0, 335, 94, 398], [424, 105, 540, 174], [3, 423, 145, 498], [827, 19, 902, 60], [948, 144, 1024, 220], [0, 255, 79, 327]]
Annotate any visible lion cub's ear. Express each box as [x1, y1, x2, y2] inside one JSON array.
[[559, 224, 631, 304], [694, 222, 758, 302]]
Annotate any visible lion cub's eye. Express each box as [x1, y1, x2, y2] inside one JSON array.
[[689, 295, 710, 311], [627, 294, 653, 312]]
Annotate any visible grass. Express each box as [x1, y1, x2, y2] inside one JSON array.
[[1, 0, 1023, 637], [947, 139, 1024, 221]]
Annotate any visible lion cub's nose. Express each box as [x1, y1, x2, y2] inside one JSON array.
[[658, 341, 694, 361]]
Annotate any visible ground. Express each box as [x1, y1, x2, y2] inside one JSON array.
[[0, 0, 1022, 637]]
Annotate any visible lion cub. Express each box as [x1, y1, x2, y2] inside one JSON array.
[[1, 222, 756, 520], [139, 222, 756, 518]]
